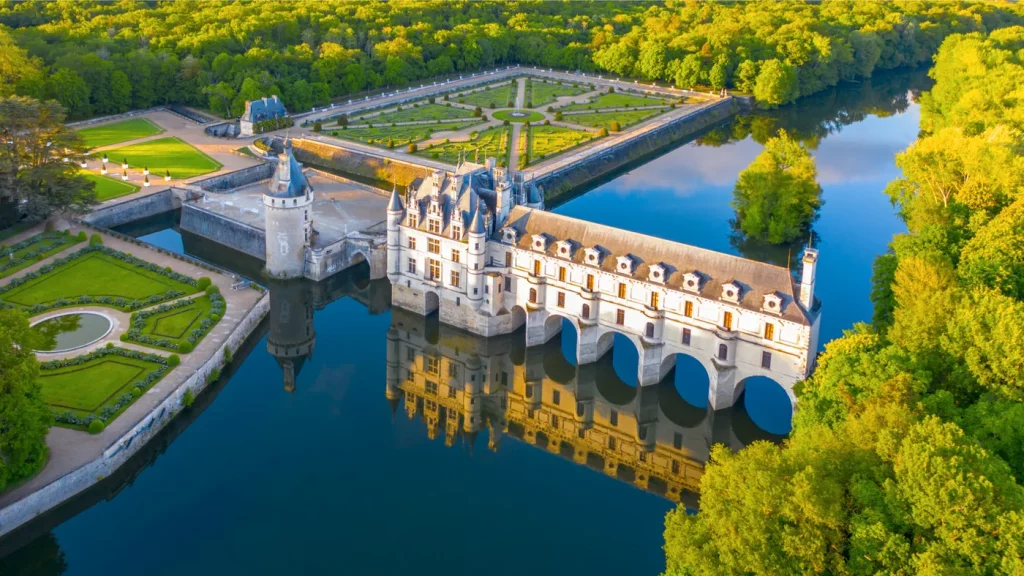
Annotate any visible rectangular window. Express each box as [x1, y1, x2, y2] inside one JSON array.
[[559, 267, 566, 282], [761, 351, 772, 369], [557, 292, 565, 307], [451, 249, 460, 263], [650, 292, 659, 309], [426, 357, 439, 375], [449, 363, 459, 378], [428, 259, 441, 281], [406, 347, 415, 361], [448, 387, 457, 399], [533, 260, 541, 276], [450, 270, 460, 288], [408, 237, 416, 250], [551, 414, 559, 428], [586, 274, 594, 291], [684, 300, 693, 317], [616, 309, 625, 325], [607, 436, 616, 450], [764, 323, 775, 340], [451, 225, 462, 239], [673, 432, 683, 450], [618, 283, 626, 298], [407, 258, 416, 274], [505, 252, 512, 267], [408, 213, 418, 228], [723, 311, 733, 331], [504, 277, 512, 291], [428, 238, 440, 254], [552, 390, 560, 404], [610, 409, 618, 426], [682, 327, 691, 345], [428, 218, 441, 234], [425, 381, 437, 395]]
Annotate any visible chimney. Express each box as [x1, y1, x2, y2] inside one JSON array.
[[798, 248, 819, 311]]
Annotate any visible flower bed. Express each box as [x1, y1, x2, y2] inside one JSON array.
[[123, 293, 226, 351]]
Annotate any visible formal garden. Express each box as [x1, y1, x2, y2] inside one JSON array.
[[526, 125, 596, 166], [83, 172, 140, 201], [0, 230, 82, 279], [76, 117, 164, 149], [328, 120, 477, 148], [527, 78, 591, 107], [417, 126, 511, 165], [355, 102, 476, 123], [99, 136, 222, 179], [456, 82, 515, 108], [122, 287, 225, 352]]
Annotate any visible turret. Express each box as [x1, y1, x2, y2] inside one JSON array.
[[798, 247, 819, 311], [467, 202, 487, 310], [263, 144, 314, 279], [386, 185, 404, 284]]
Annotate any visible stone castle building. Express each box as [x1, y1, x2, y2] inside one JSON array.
[[263, 144, 314, 279], [386, 158, 821, 410], [240, 95, 288, 137]]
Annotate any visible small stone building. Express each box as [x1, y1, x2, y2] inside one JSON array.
[[240, 95, 288, 137]]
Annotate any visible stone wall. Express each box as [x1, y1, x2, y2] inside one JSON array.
[[83, 189, 180, 229], [537, 99, 737, 202], [191, 162, 274, 192], [180, 203, 266, 260], [291, 139, 431, 188], [0, 294, 270, 538]]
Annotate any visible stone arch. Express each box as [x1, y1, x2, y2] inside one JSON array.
[[542, 314, 579, 382], [424, 290, 440, 315], [660, 350, 714, 409], [734, 374, 793, 436], [595, 329, 644, 387], [655, 380, 708, 428], [509, 305, 527, 331]]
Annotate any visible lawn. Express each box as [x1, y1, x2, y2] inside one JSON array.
[[358, 103, 475, 124], [330, 121, 477, 148], [562, 108, 666, 130], [100, 136, 222, 179], [562, 92, 671, 111], [529, 79, 591, 107], [457, 83, 515, 108], [527, 125, 595, 165], [126, 294, 225, 351], [417, 126, 511, 165], [0, 249, 197, 309], [39, 348, 169, 427], [83, 173, 140, 202], [76, 118, 164, 149], [0, 232, 82, 279]]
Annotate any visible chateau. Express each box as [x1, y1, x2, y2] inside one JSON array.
[[240, 95, 288, 137], [386, 158, 821, 410]]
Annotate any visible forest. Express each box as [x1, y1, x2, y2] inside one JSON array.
[[664, 26, 1024, 574], [0, 1, 1021, 120]]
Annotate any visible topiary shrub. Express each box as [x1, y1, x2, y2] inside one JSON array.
[[89, 233, 103, 246], [77, 230, 87, 241], [210, 314, 221, 323], [205, 285, 221, 296], [168, 354, 180, 367], [132, 387, 143, 398], [598, 127, 609, 137], [407, 143, 418, 153], [178, 341, 193, 353], [88, 419, 105, 434], [544, 120, 550, 125], [610, 121, 621, 132], [106, 341, 114, 348], [313, 121, 322, 132], [120, 333, 129, 342], [196, 277, 212, 290]]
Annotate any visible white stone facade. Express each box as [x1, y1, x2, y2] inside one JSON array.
[[263, 147, 314, 279], [388, 189, 821, 410]]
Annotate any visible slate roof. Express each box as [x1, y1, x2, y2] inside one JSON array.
[[241, 95, 288, 123], [266, 147, 311, 199], [500, 206, 811, 324], [404, 162, 504, 240]]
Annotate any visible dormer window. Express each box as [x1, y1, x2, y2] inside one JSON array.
[[428, 218, 441, 234], [531, 234, 548, 252], [762, 293, 783, 315], [408, 212, 418, 228], [649, 263, 666, 284], [683, 272, 701, 293], [584, 246, 603, 266], [721, 282, 740, 303], [554, 240, 574, 259], [501, 227, 518, 245], [451, 224, 462, 240], [616, 255, 635, 276]]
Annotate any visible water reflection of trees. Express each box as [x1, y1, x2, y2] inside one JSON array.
[[30, 315, 82, 352], [699, 67, 931, 150]]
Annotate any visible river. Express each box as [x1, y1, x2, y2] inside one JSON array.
[[0, 68, 929, 576]]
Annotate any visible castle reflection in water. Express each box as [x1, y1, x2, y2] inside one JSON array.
[[264, 266, 783, 509]]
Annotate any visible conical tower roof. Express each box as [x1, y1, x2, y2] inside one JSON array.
[[387, 184, 404, 212], [468, 202, 486, 235]]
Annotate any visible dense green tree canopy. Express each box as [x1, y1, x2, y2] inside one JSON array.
[[0, 308, 50, 492]]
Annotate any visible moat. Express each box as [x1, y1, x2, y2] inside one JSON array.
[[0, 69, 927, 576]]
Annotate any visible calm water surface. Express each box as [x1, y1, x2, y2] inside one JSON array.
[[0, 69, 927, 576]]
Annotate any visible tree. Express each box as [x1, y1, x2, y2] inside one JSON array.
[[0, 97, 96, 223], [0, 308, 50, 491], [731, 129, 822, 243], [0, 28, 41, 97], [43, 68, 90, 120], [959, 194, 1024, 300], [108, 70, 132, 113], [753, 59, 797, 108]]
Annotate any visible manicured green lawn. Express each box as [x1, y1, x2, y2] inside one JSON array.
[[83, 173, 140, 202], [529, 79, 591, 107], [235, 146, 258, 158], [76, 118, 164, 149], [330, 121, 476, 148], [126, 294, 224, 351], [493, 109, 545, 123], [528, 125, 595, 164], [100, 136, 222, 179], [562, 108, 666, 130], [562, 92, 671, 111], [358, 103, 475, 124], [0, 233, 81, 279], [0, 251, 196, 308], [457, 83, 515, 108], [417, 126, 511, 165]]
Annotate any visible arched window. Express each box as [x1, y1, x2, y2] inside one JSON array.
[[717, 344, 728, 360], [581, 303, 591, 319], [645, 322, 655, 338], [529, 288, 537, 303]]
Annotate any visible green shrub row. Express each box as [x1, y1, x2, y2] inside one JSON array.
[[0, 232, 79, 275], [253, 116, 293, 133], [124, 293, 226, 351]]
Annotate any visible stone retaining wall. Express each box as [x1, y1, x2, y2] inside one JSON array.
[[0, 294, 270, 538], [180, 203, 266, 260], [191, 162, 274, 192], [537, 99, 737, 201], [291, 139, 431, 188], [83, 189, 180, 229]]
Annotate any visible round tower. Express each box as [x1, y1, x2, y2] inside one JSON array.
[[264, 144, 314, 279], [386, 185, 404, 285], [467, 203, 486, 310]]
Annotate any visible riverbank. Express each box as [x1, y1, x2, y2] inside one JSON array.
[[0, 223, 269, 538]]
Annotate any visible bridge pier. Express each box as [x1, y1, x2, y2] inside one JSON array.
[[708, 364, 737, 411], [577, 324, 612, 364], [638, 343, 674, 386], [525, 309, 561, 347]]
